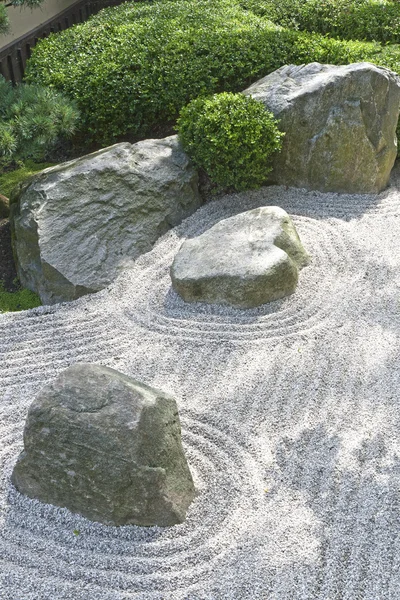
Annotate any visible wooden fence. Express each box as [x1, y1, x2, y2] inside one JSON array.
[[0, 0, 129, 83]]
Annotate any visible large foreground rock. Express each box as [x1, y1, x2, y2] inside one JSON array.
[[243, 62, 400, 193], [171, 206, 310, 308], [10, 136, 201, 305], [12, 364, 196, 527]]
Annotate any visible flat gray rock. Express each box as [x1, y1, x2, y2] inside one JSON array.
[[170, 206, 310, 308], [243, 62, 400, 193], [10, 135, 201, 305], [12, 364, 196, 527]]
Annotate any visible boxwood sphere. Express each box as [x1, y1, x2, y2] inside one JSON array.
[[177, 92, 284, 192]]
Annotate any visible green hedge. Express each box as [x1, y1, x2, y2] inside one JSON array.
[[25, 0, 393, 148], [239, 0, 400, 44], [26, 1, 282, 145]]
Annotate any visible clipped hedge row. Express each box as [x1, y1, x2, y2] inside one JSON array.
[[25, 0, 394, 148], [240, 0, 400, 44]]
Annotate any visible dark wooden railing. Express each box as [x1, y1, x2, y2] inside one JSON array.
[[0, 0, 129, 83]]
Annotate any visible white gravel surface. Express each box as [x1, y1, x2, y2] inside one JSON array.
[[1, 165, 400, 599]]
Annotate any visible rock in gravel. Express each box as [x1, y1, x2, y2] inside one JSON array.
[[171, 206, 310, 308], [10, 135, 201, 305], [243, 62, 400, 193], [12, 364, 196, 527]]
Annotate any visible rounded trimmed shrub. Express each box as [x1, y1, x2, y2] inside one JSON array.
[[176, 92, 284, 191]]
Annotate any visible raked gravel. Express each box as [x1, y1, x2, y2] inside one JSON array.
[[1, 164, 400, 599]]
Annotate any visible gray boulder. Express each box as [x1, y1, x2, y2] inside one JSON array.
[[243, 62, 400, 193], [12, 364, 196, 527], [170, 206, 310, 308], [10, 135, 201, 305]]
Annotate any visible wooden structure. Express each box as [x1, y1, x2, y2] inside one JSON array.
[[0, 0, 127, 83]]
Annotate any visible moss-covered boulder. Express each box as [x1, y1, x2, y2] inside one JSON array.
[[243, 62, 400, 193]]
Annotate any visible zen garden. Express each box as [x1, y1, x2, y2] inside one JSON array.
[[1, 0, 400, 598]]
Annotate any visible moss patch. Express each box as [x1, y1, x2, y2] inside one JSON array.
[[0, 283, 41, 313], [0, 160, 55, 198]]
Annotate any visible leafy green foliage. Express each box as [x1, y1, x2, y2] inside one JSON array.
[[177, 92, 284, 191], [0, 76, 79, 167], [239, 0, 400, 44], [25, 0, 290, 146], [0, 283, 41, 313], [24, 0, 400, 151], [0, 160, 55, 198]]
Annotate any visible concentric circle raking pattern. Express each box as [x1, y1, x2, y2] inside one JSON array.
[[0, 411, 268, 598], [119, 189, 361, 342]]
